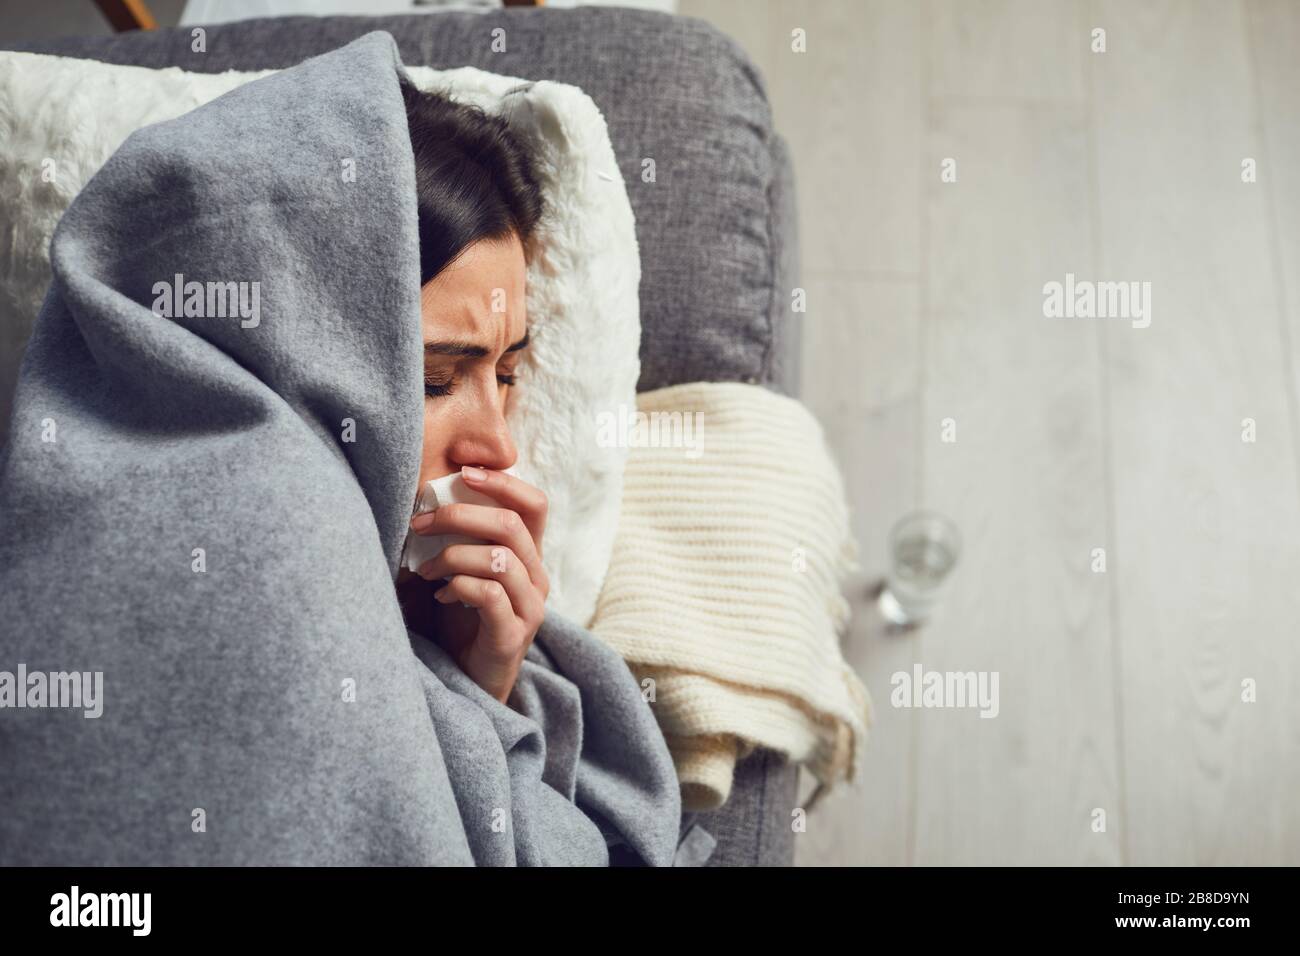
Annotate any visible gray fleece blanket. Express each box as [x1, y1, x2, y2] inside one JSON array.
[[0, 32, 696, 866]]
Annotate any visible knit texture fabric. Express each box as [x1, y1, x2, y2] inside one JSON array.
[[589, 382, 874, 811]]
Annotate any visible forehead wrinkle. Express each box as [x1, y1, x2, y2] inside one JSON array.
[[421, 280, 480, 340], [422, 297, 525, 358], [419, 237, 528, 353]]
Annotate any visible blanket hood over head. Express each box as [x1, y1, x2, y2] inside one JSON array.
[[0, 32, 686, 866]]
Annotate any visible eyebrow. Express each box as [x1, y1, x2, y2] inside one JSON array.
[[424, 329, 530, 359]]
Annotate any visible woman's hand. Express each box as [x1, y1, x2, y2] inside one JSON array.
[[410, 466, 549, 704]]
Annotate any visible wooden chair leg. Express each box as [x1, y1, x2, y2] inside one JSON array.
[[92, 0, 158, 32]]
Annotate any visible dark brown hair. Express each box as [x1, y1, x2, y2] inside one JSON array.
[[400, 79, 545, 285]]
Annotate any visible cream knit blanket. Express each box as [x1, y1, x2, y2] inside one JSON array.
[[588, 381, 873, 812]]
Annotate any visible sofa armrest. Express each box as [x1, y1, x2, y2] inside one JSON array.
[[688, 749, 798, 866]]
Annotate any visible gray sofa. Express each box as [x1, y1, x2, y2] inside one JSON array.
[[9, 6, 803, 867]]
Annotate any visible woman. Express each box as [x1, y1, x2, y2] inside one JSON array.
[[0, 33, 683, 866], [393, 79, 552, 706]]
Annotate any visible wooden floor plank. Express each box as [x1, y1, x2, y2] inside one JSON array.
[[914, 97, 1121, 865], [931, 0, 1086, 102], [680, 0, 925, 277], [795, 277, 922, 865], [1091, 0, 1300, 865]]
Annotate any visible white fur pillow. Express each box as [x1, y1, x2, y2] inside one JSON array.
[[0, 51, 640, 628]]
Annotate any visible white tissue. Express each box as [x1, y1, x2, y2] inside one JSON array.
[[400, 466, 519, 574]]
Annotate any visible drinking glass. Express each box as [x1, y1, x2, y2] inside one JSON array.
[[877, 511, 961, 627]]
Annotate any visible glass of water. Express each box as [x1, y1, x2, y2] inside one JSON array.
[[877, 511, 961, 627]]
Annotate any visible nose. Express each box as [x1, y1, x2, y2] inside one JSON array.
[[448, 394, 517, 474]]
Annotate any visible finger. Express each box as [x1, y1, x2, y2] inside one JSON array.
[[434, 575, 517, 651], [412, 502, 547, 592], [418, 544, 541, 622], [459, 466, 548, 553]]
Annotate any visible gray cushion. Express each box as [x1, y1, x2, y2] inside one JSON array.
[[8, 8, 796, 394]]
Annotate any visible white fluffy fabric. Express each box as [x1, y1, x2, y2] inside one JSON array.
[[0, 52, 640, 627]]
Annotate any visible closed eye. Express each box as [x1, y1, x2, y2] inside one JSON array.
[[422, 329, 527, 398], [424, 373, 517, 398]]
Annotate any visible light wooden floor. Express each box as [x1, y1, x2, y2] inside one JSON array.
[[680, 0, 1300, 866]]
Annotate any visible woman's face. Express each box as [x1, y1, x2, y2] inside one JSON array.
[[417, 233, 528, 495]]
